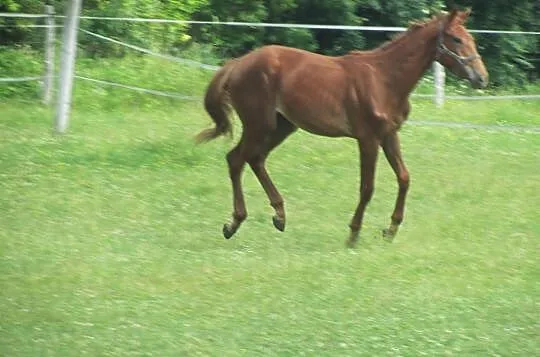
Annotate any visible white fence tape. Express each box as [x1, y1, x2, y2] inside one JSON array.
[[2, 12, 539, 34], [443, 94, 540, 100], [0, 24, 61, 28], [410, 120, 540, 134], [0, 12, 46, 18], [0, 76, 44, 82], [413, 93, 540, 100], [80, 29, 220, 71], [75, 75, 200, 100], [71, 16, 540, 35]]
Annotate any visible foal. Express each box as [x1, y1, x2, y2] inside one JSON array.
[[196, 9, 488, 247]]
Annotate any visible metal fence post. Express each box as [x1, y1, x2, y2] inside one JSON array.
[[433, 61, 445, 108], [55, 0, 82, 133], [43, 5, 55, 105]]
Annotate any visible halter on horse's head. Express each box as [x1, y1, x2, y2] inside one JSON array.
[[436, 9, 489, 89]]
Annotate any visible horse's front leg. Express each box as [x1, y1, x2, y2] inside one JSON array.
[[381, 132, 410, 241], [346, 139, 379, 248]]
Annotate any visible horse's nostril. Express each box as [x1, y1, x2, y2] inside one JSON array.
[[474, 72, 488, 88], [479, 76, 488, 87]]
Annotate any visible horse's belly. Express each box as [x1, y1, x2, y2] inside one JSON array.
[[276, 94, 352, 137]]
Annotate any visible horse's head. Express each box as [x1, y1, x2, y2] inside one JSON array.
[[436, 9, 488, 89]]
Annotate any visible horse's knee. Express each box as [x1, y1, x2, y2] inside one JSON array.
[[398, 171, 410, 191], [226, 150, 238, 166], [226, 150, 244, 174], [361, 184, 374, 203], [233, 210, 247, 223], [247, 155, 265, 171]]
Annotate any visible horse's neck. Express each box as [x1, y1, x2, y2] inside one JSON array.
[[375, 23, 439, 97]]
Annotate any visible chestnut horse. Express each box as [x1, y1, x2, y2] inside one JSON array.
[[196, 9, 488, 247]]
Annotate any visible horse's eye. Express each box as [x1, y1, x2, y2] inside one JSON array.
[[452, 36, 463, 44]]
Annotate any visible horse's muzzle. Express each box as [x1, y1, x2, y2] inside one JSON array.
[[468, 68, 488, 89]]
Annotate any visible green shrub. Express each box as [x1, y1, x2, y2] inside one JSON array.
[[0, 46, 43, 99]]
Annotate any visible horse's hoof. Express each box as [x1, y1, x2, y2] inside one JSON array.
[[272, 215, 285, 232], [345, 239, 357, 248], [382, 228, 396, 242], [223, 224, 236, 239], [346, 231, 359, 248]]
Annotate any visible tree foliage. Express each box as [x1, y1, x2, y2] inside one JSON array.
[[0, 0, 538, 86]]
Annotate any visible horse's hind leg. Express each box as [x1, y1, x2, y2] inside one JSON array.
[[222, 113, 293, 239], [223, 138, 248, 239], [223, 69, 286, 238], [248, 113, 297, 232]]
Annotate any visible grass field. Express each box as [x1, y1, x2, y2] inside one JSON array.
[[1, 94, 539, 356]]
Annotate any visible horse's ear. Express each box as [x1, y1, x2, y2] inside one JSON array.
[[445, 9, 459, 28], [459, 8, 472, 23]]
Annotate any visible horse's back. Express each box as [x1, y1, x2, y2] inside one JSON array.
[[226, 45, 365, 137], [229, 45, 342, 83]]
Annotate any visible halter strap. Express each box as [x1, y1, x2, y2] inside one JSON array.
[[436, 22, 480, 68]]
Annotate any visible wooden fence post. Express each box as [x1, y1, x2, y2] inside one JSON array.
[[433, 61, 445, 108], [55, 0, 82, 133], [42, 5, 55, 105]]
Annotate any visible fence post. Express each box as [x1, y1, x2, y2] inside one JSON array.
[[55, 0, 82, 133], [433, 61, 445, 107], [43, 5, 55, 105]]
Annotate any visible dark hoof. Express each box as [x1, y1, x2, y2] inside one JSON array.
[[345, 239, 357, 248], [346, 231, 359, 248], [223, 224, 236, 239], [382, 228, 396, 242], [272, 215, 285, 232]]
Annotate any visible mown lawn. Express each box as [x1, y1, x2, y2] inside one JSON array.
[[1, 97, 539, 356]]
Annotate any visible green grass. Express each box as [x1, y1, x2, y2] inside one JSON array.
[[412, 98, 540, 126], [1, 96, 539, 356]]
